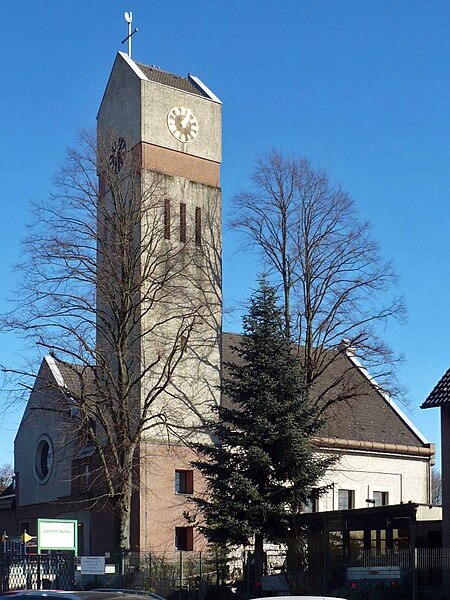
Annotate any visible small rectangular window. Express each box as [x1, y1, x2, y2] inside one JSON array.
[[164, 198, 171, 240], [371, 529, 387, 554], [328, 531, 343, 555], [195, 207, 202, 247], [349, 530, 364, 558], [338, 489, 355, 510], [175, 526, 193, 551], [304, 489, 320, 513], [175, 469, 193, 494], [373, 491, 389, 507], [180, 203, 186, 243]]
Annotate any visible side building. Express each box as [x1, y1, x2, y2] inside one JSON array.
[[223, 334, 434, 513]]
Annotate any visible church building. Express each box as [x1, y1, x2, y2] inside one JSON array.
[[0, 52, 436, 558]]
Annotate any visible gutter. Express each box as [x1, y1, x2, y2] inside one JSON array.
[[312, 436, 435, 458]]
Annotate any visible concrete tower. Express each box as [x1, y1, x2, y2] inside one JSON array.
[[97, 52, 222, 553]]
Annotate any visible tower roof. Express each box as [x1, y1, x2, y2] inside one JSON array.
[[135, 61, 209, 98], [421, 367, 450, 408]]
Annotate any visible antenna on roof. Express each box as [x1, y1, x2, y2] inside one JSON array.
[[122, 11, 138, 58]]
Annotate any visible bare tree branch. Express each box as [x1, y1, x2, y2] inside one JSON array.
[[232, 150, 405, 409], [1, 130, 221, 557]]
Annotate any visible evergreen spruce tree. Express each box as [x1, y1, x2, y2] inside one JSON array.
[[191, 280, 335, 589]]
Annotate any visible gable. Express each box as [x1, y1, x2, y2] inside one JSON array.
[[14, 357, 74, 506]]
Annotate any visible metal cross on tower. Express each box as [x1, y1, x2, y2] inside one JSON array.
[[122, 11, 138, 58]]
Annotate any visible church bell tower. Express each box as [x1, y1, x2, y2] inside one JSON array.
[[97, 51, 222, 553]]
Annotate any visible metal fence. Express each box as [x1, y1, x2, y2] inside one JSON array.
[[0, 537, 75, 592], [116, 547, 450, 599], [1, 541, 228, 599], [83, 550, 231, 600], [321, 547, 450, 600], [5, 541, 450, 599]]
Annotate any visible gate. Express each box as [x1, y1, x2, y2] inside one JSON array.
[[0, 535, 75, 592]]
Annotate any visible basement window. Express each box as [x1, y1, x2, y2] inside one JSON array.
[[175, 526, 193, 551]]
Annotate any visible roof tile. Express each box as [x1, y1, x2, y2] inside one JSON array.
[[222, 333, 426, 448], [421, 368, 450, 408], [135, 62, 207, 97]]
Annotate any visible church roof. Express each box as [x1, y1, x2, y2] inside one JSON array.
[[46, 333, 431, 455], [134, 62, 209, 98], [222, 333, 429, 450], [421, 368, 450, 408], [48, 360, 97, 399]]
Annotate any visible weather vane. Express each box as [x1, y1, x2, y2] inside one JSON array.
[[122, 12, 138, 58]]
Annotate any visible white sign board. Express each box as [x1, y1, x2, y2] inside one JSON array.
[[80, 556, 106, 575], [38, 519, 78, 554]]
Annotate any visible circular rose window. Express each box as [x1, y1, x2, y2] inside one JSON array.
[[34, 435, 53, 483]]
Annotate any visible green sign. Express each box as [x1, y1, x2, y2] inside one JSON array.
[[38, 519, 78, 555]]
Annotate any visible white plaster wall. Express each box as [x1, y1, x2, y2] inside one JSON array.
[[14, 360, 74, 506], [97, 53, 142, 149], [139, 174, 222, 444], [141, 79, 222, 163], [313, 449, 430, 512]]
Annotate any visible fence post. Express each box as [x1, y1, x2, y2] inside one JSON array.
[[246, 550, 251, 600], [412, 547, 417, 600], [0, 532, 5, 592], [179, 550, 183, 600], [36, 552, 41, 590]]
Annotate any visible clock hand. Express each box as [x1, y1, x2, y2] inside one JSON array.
[[180, 110, 191, 129]]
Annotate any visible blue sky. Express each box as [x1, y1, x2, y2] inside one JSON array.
[[1, 1, 449, 469]]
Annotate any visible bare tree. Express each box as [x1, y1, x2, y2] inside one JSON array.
[[232, 150, 404, 408], [3, 131, 220, 562], [432, 469, 442, 505], [0, 464, 13, 492]]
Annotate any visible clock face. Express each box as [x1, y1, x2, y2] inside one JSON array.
[[167, 107, 199, 143]]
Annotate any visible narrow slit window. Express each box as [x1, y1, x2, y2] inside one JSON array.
[[180, 203, 186, 243], [164, 198, 171, 240], [81, 464, 90, 486], [195, 207, 202, 247]]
